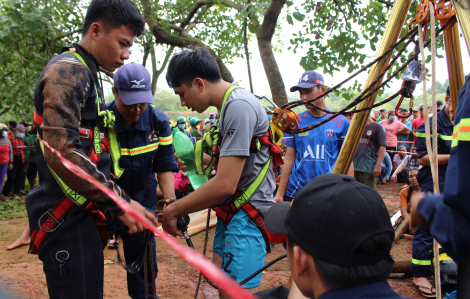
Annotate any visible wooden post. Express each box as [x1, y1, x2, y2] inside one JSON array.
[[452, 0, 470, 56], [443, 25, 465, 109], [332, 0, 413, 174]]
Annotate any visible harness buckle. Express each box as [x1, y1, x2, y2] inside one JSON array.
[[247, 210, 266, 228], [38, 209, 65, 233]]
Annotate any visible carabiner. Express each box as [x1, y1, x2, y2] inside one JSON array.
[[395, 95, 413, 119]]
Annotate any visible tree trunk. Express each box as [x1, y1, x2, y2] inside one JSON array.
[[256, 0, 288, 106], [208, 49, 234, 82], [257, 39, 287, 106], [150, 47, 158, 95]]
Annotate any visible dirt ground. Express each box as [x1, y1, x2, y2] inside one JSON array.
[[0, 183, 448, 298]]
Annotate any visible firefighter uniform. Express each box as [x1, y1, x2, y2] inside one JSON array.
[[417, 76, 470, 297], [413, 107, 453, 278], [106, 100, 178, 299]]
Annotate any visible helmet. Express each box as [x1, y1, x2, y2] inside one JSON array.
[[189, 118, 200, 126], [176, 116, 186, 124], [209, 113, 216, 118], [204, 118, 209, 124]]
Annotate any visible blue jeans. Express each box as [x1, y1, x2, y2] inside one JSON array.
[[398, 166, 410, 184], [379, 151, 392, 181]]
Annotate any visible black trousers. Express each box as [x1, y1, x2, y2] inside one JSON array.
[[37, 207, 105, 299], [122, 231, 158, 299], [2, 156, 24, 196], [386, 146, 396, 162], [27, 162, 38, 186]]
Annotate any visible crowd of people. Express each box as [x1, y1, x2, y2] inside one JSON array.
[[1, 1, 469, 299], [0, 121, 38, 201]]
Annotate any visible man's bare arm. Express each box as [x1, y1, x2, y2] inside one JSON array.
[[157, 171, 176, 204], [274, 147, 295, 202], [162, 156, 246, 236], [419, 154, 450, 166]]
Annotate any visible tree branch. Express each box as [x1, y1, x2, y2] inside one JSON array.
[[151, 46, 175, 95], [99, 67, 114, 79], [140, 0, 234, 82], [53, 28, 82, 41], [257, 0, 286, 40]]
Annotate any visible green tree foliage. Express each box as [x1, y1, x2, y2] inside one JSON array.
[[0, 0, 83, 120], [289, 0, 444, 100]]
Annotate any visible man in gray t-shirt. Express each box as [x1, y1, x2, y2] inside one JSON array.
[[218, 84, 275, 213], [162, 47, 276, 296]]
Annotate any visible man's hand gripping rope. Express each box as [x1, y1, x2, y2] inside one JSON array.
[[38, 137, 256, 299]]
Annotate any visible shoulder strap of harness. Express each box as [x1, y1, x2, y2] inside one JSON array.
[[64, 49, 124, 180], [194, 86, 242, 176]]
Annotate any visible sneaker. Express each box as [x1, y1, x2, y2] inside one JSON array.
[[107, 239, 118, 249], [444, 291, 457, 299]]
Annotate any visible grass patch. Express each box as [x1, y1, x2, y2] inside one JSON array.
[[0, 197, 27, 220]]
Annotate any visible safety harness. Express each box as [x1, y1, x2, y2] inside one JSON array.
[[29, 49, 123, 254], [194, 86, 285, 253]]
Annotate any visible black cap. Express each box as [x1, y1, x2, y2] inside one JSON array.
[[265, 174, 393, 267]]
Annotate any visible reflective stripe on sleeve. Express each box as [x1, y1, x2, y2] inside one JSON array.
[[412, 258, 432, 266], [121, 143, 159, 156], [160, 135, 173, 145], [451, 118, 470, 148], [415, 132, 453, 141]]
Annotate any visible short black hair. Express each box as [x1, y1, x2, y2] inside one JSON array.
[[166, 46, 222, 89], [437, 100, 443, 106], [8, 121, 17, 128], [398, 145, 406, 151], [287, 233, 394, 290], [82, 0, 145, 37], [446, 86, 451, 97]]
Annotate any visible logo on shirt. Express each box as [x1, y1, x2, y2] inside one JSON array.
[[299, 132, 308, 137], [227, 129, 235, 138], [367, 130, 372, 136], [131, 79, 145, 89], [149, 131, 159, 142], [303, 144, 325, 159], [325, 129, 334, 138]]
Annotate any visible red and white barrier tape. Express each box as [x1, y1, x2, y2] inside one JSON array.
[[38, 137, 256, 299], [385, 150, 417, 155]]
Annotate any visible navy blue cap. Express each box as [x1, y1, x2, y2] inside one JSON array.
[[290, 71, 325, 92], [114, 63, 154, 105], [265, 174, 393, 267]]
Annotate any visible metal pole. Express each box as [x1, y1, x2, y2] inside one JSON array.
[[443, 24, 465, 109], [332, 0, 412, 174], [452, 0, 470, 56]]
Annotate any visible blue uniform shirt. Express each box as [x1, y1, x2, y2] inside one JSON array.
[[417, 76, 470, 270], [318, 281, 406, 299], [107, 101, 178, 209], [282, 111, 349, 198], [415, 107, 453, 192]]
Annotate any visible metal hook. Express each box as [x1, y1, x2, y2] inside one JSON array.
[[395, 95, 413, 118]]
